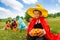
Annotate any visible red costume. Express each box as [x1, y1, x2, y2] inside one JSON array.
[[27, 17, 60, 40]]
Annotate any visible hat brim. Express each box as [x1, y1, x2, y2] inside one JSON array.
[[27, 8, 48, 17]]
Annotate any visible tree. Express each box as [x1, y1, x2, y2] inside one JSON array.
[[24, 12, 32, 22], [53, 14, 56, 18], [7, 17, 12, 21], [56, 12, 60, 17], [48, 14, 53, 17], [20, 16, 23, 19], [16, 16, 20, 21]]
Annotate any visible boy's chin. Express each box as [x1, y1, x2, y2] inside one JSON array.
[[35, 17, 39, 18]]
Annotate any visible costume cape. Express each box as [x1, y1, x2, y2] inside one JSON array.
[[27, 17, 60, 40]]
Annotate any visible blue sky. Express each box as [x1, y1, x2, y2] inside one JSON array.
[[0, 0, 60, 19]]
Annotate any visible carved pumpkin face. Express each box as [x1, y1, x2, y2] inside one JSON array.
[[29, 28, 43, 36]]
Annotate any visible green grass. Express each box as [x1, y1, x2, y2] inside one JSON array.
[[0, 30, 27, 40], [0, 17, 60, 40], [0, 22, 5, 29], [47, 17, 60, 34]]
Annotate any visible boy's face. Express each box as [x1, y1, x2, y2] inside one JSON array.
[[7, 21, 10, 23], [33, 11, 41, 18], [12, 21, 14, 23]]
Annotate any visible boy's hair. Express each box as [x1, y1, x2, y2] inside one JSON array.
[[6, 20, 11, 24], [33, 10, 42, 15]]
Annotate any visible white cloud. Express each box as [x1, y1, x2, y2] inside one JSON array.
[[48, 8, 60, 14], [51, 0, 60, 4], [1, 0, 23, 9], [23, 0, 38, 4], [56, 4, 59, 6], [45, 0, 60, 14], [0, 0, 25, 19], [0, 7, 24, 19], [1, 0, 24, 12], [0, 7, 14, 19], [58, 0, 60, 3], [0, 7, 25, 19], [48, 9, 58, 14]]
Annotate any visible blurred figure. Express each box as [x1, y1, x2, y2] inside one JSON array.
[[18, 17, 26, 32], [5, 20, 11, 30], [11, 19, 18, 31]]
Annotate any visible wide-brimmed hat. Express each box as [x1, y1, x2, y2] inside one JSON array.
[[27, 4, 48, 17]]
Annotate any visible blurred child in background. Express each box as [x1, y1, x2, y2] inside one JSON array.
[[11, 19, 18, 31], [18, 17, 27, 32], [5, 20, 11, 30]]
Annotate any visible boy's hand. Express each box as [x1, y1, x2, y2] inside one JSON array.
[[39, 29, 46, 37]]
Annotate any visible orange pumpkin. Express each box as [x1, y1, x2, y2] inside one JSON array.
[[13, 28, 17, 32], [29, 28, 43, 36]]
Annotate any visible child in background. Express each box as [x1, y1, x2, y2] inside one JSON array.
[[11, 19, 18, 31], [18, 18, 26, 32], [5, 20, 11, 30]]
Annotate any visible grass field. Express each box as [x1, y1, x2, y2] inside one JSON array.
[[0, 17, 60, 40], [47, 17, 60, 34]]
